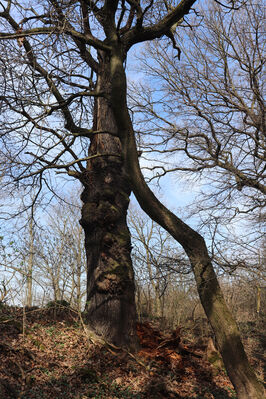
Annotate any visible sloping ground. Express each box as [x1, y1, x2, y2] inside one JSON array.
[[0, 305, 261, 399]]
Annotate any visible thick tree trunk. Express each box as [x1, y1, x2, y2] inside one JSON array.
[[107, 50, 264, 397], [80, 57, 138, 350]]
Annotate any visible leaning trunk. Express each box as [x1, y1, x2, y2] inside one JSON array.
[[125, 134, 264, 398], [80, 55, 138, 350], [188, 241, 264, 399], [127, 137, 264, 399], [108, 51, 264, 397]]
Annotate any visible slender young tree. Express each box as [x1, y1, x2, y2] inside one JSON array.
[[25, 212, 34, 306], [34, 200, 87, 309], [0, 1, 264, 397], [129, 206, 191, 320]]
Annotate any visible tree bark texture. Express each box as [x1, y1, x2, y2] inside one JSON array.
[[190, 244, 264, 399], [80, 56, 138, 350]]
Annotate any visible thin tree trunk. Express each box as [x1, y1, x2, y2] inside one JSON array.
[[75, 228, 82, 312], [80, 55, 138, 350], [256, 251, 262, 316], [256, 286, 261, 315], [26, 216, 34, 307]]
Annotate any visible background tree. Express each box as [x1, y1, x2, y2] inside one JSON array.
[[129, 205, 193, 325], [34, 200, 86, 310]]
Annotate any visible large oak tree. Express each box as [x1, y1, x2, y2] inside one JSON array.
[[0, 1, 264, 397]]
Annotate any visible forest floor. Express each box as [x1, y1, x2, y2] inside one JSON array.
[[0, 305, 264, 399]]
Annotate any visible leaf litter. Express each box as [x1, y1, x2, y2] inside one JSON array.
[[1, 305, 261, 398]]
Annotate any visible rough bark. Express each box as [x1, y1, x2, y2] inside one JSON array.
[[108, 47, 264, 398], [79, 54, 138, 350]]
